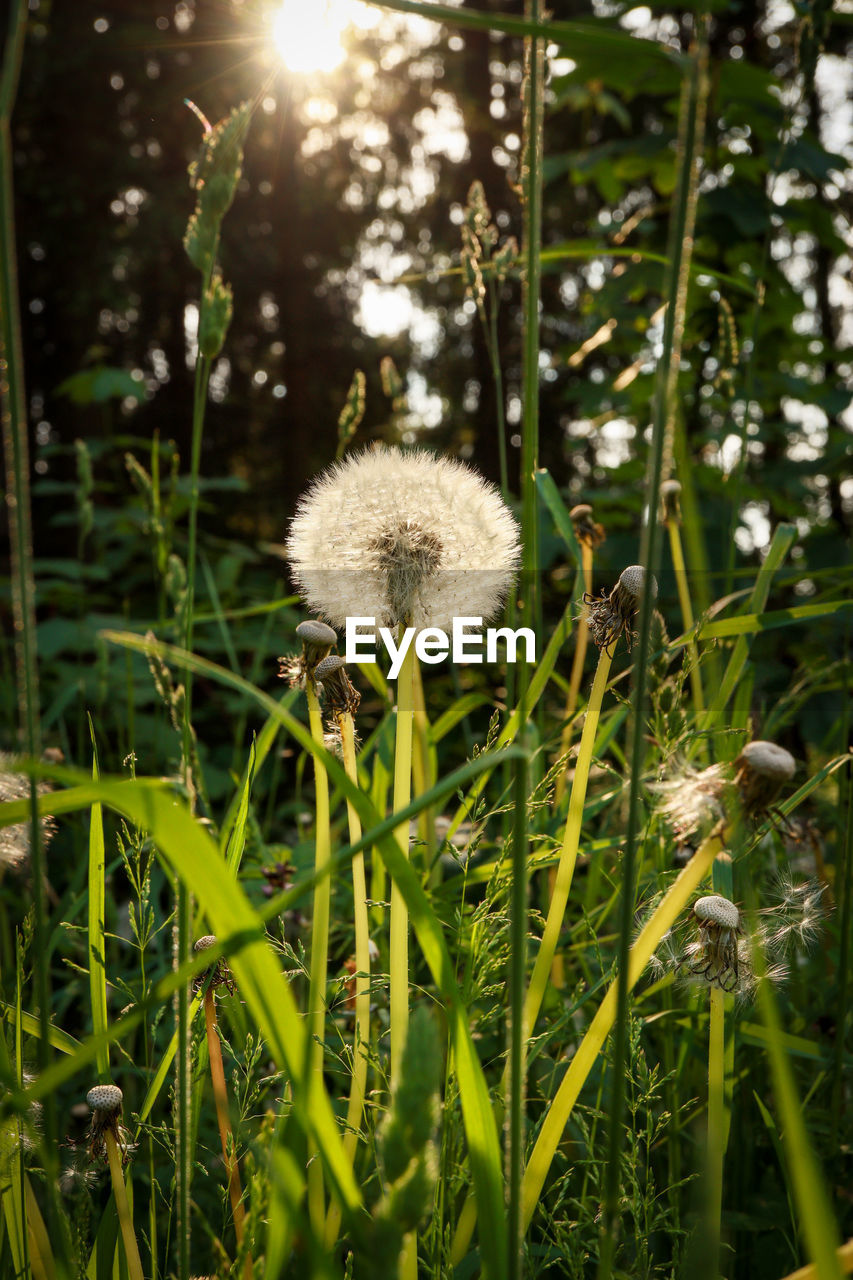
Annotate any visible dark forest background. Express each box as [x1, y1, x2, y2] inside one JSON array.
[[2, 0, 851, 775]]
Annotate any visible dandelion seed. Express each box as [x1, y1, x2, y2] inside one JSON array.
[[0, 755, 56, 870], [286, 445, 520, 631], [652, 762, 728, 841], [734, 740, 796, 818], [584, 564, 656, 653]]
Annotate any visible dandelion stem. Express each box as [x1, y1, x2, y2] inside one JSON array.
[[666, 513, 706, 737], [707, 984, 726, 1279], [389, 630, 418, 1280], [306, 681, 332, 1234], [389, 631, 416, 1087], [203, 987, 250, 1275], [554, 540, 593, 808], [324, 709, 371, 1251], [526, 646, 613, 1035], [105, 1131, 145, 1280]]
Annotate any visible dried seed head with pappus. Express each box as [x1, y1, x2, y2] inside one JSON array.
[[652, 762, 728, 842], [286, 446, 520, 631], [584, 564, 656, 653], [734, 740, 796, 819], [192, 934, 236, 995], [85, 1084, 133, 1165], [279, 619, 338, 690], [570, 503, 606, 549], [314, 655, 360, 719]]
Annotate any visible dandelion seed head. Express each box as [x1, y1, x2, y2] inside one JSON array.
[[286, 445, 520, 631], [659, 479, 682, 521], [86, 1085, 123, 1115], [0, 756, 57, 870], [570, 503, 606, 549], [314, 654, 361, 718], [735, 740, 796, 816], [694, 895, 740, 931]]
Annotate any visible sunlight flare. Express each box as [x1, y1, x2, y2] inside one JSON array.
[[270, 0, 375, 74]]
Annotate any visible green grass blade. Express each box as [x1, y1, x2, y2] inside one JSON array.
[[221, 735, 256, 875], [698, 522, 796, 742], [753, 976, 843, 1279], [87, 715, 109, 1081]]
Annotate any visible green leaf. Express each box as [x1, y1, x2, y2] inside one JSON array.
[[222, 735, 256, 876], [55, 365, 145, 405]]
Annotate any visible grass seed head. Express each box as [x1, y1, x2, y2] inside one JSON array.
[[286, 445, 520, 631]]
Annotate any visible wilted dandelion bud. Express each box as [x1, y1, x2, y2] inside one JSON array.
[[280, 619, 338, 690], [86, 1084, 130, 1163], [570, 503, 606, 550], [193, 934, 234, 995], [584, 564, 656, 653], [734, 740, 796, 817], [659, 478, 682, 522], [314, 655, 360, 718], [286, 446, 520, 631]]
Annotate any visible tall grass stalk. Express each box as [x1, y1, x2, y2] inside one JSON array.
[[664, 505, 706, 730], [597, 26, 709, 1277], [324, 706, 371, 1251], [305, 680, 332, 1233]]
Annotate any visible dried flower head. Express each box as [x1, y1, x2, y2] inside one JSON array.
[[286, 446, 520, 631], [314, 654, 361, 718], [570, 503, 606, 549], [279, 619, 338, 690], [86, 1084, 131, 1164], [652, 762, 728, 841], [687, 895, 744, 992], [584, 564, 656, 652], [192, 935, 235, 995], [734, 740, 796, 818], [0, 755, 56, 870], [659, 479, 682, 521]]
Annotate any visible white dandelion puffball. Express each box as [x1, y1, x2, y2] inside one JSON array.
[[286, 446, 521, 631]]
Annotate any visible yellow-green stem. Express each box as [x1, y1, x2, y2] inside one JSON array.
[[306, 683, 332, 1233], [707, 984, 725, 1279], [389, 635, 416, 1086], [554, 541, 594, 808], [204, 988, 250, 1275], [666, 515, 706, 734], [324, 710, 371, 1250], [520, 828, 721, 1233], [105, 1131, 144, 1280], [390, 635, 417, 1280], [527, 646, 613, 1034]]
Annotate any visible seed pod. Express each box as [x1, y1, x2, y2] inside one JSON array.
[[86, 1084, 123, 1115]]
